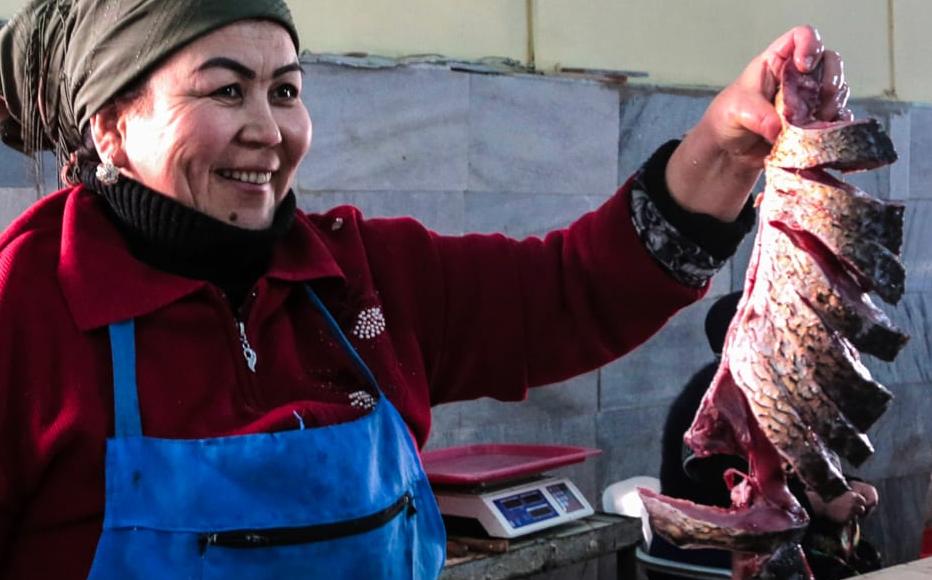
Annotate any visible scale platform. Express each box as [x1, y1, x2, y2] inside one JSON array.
[[422, 444, 601, 539]]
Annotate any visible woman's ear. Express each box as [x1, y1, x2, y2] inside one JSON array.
[[89, 104, 129, 168]]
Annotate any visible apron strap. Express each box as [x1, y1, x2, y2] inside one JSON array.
[[108, 320, 143, 437], [304, 286, 381, 394]]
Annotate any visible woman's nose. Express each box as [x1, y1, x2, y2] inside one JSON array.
[[238, 102, 283, 147]]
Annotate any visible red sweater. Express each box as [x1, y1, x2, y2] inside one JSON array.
[[0, 177, 704, 578]]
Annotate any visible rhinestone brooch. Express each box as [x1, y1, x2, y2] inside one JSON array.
[[348, 390, 376, 410], [352, 306, 386, 340]]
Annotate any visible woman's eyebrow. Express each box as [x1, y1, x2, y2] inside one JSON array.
[[195, 58, 304, 78], [274, 62, 305, 77]]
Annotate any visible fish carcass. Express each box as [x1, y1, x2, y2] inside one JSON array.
[[640, 63, 908, 579]]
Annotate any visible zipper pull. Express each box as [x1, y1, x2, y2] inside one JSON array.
[[237, 321, 258, 373]]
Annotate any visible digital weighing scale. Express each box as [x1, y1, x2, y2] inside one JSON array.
[[422, 444, 601, 539]]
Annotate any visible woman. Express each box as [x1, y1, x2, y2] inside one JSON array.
[[0, 1, 850, 578]]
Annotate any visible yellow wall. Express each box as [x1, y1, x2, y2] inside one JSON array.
[[0, 0, 929, 101]]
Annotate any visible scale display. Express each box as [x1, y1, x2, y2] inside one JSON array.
[[434, 476, 594, 538], [492, 490, 558, 528]]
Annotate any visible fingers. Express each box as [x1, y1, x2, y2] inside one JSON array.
[[851, 481, 879, 512], [816, 50, 851, 121], [762, 25, 824, 80]]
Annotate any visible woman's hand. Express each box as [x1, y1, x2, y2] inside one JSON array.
[[665, 25, 851, 221], [805, 482, 879, 524]]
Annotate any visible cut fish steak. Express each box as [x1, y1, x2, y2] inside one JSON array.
[[640, 61, 908, 580]]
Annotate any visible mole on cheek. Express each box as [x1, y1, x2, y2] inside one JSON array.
[[228, 212, 238, 223]]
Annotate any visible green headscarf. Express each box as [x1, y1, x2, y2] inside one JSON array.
[[0, 0, 298, 156]]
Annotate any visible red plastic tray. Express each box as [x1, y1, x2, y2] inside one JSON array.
[[421, 444, 601, 485]]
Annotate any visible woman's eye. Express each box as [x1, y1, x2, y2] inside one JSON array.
[[273, 84, 299, 101], [212, 85, 242, 100]]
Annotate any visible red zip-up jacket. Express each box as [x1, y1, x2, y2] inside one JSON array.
[[0, 175, 704, 578]]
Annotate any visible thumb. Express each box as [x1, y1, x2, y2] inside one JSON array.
[[733, 92, 782, 144]]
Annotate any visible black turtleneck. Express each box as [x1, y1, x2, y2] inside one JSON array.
[[80, 164, 296, 311]]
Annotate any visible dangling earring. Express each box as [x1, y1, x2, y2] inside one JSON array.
[[96, 160, 120, 186]]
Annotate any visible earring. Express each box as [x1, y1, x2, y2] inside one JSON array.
[[95, 160, 120, 186]]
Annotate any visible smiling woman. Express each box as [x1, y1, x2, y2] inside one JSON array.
[[90, 21, 311, 229], [0, 1, 851, 579]]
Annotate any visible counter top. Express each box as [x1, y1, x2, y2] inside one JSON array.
[[440, 513, 642, 580]]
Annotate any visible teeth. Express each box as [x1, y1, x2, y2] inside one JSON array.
[[218, 169, 272, 185]]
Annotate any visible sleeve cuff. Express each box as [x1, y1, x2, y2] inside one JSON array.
[[638, 139, 756, 260], [629, 140, 756, 288]]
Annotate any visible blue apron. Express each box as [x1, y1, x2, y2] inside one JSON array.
[[87, 287, 446, 579]]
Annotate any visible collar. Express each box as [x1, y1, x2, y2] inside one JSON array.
[[58, 186, 345, 330]]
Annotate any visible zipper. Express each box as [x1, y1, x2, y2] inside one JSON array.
[[210, 286, 260, 409], [199, 492, 415, 552], [237, 320, 258, 373]]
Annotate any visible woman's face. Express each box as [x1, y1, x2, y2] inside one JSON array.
[[98, 21, 311, 229]]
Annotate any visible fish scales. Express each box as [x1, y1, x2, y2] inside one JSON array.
[[640, 62, 908, 580]]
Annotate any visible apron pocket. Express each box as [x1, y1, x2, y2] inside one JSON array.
[[199, 491, 420, 579], [199, 491, 414, 552]]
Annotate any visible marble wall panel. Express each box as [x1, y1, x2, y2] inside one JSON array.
[[0, 187, 38, 229], [295, 190, 464, 235], [617, 89, 712, 182], [850, 381, 932, 481], [908, 105, 932, 200], [425, 412, 599, 503], [887, 109, 912, 202], [468, 74, 619, 195], [863, 292, 932, 386], [599, 298, 717, 412], [594, 404, 670, 490], [298, 64, 470, 192], [429, 372, 598, 432], [926, 473, 932, 526], [900, 200, 932, 293], [464, 191, 609, 238], [0, 147, 37, 189], [859, 471, 931, 565]]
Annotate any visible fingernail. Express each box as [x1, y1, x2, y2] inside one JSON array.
[[803, 56, 815, 71]]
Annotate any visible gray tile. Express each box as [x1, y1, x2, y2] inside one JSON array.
[[429, 372, 598, 432], [298, 64, 469, 192], [594, 405, 670, 490], [845, 101, 894, 202], [469, 75, 619, 195], [862, 292, 932, 386], [464, 191, 609, 238], [600, 298, 717, 412], [925, 473, 932, 526], [618, 89, 713, 181], [0, 188, 39, 230], [909, 105, 932, 200], [888, 109, 911, 202], [425, 411, 599, 502], [850, 382, 932, 481], [708, 262, 732, 297], [730, 222, 759, 293], [844, 163, 891, 203], [295, 190, 464, 235], [900, 200, 932, 293], [859, 471, 930, 565], [0, 147, 42, 189]]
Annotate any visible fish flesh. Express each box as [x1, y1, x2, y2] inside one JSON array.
[[640, 62, 908, 579]]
